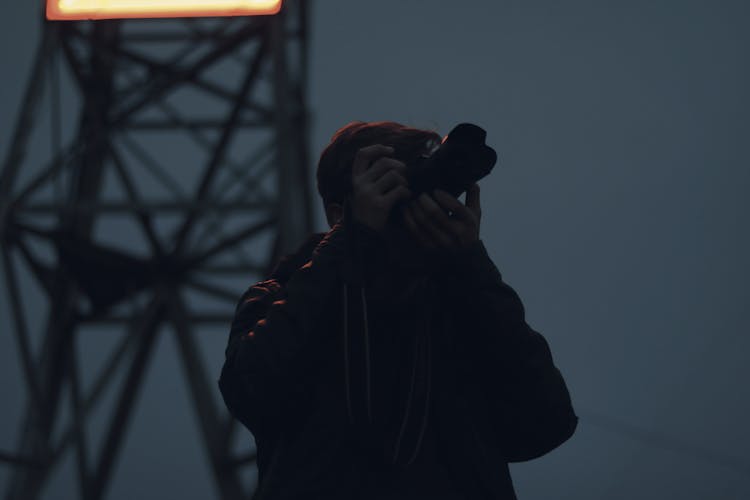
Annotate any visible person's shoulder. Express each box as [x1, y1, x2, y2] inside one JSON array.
[[269, 231, 328, 281], [237, 278, 285, 311]]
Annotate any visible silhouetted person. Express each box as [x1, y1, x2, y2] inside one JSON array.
[[218, 121, 577, 499]]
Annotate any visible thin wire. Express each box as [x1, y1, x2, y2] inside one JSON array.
[[581, 408, 750, 475]]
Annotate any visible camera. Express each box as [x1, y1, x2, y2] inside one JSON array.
[[405, 122, 497, 197], [389, 122, 497, 222]]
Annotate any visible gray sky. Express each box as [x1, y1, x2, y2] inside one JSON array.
[[2, 1, 749, 499]]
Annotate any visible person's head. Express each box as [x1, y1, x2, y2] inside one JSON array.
[[316, 121, 442, 228]]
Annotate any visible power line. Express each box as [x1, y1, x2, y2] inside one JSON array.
[[580, 408, 750, 476]]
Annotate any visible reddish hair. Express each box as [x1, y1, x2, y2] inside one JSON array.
[[316, 121, 442, 208]]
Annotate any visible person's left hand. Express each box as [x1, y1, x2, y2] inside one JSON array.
[[401, 183, 481, 253]]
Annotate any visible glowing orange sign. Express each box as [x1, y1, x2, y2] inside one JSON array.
[[47, 0, 283, 20]]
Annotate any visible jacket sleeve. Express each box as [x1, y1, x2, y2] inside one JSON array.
[[438, 239, 578, 462], [217, 220, 386, 439]]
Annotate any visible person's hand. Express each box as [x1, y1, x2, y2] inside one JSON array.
[[401, 183, 481, 253], [349, 144, 412, 233]]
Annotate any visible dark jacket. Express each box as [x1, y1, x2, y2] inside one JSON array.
[[218, 219, 578, 499]]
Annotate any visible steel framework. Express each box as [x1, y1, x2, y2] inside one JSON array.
[[0, 2, 312, 499]]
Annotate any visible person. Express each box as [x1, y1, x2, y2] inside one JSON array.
[[218, 121, 578, 499]]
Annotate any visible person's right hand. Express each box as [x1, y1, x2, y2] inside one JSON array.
[[349, 144, 412, 233]]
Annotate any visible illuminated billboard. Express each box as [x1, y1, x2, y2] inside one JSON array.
[[46, 0, 283, 20]]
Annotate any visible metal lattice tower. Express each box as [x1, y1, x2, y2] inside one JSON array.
[[0, 2, 312, 499]]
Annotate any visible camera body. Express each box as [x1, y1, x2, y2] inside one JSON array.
[[389, 123, 497, 221], [405, 123, 497, 197]]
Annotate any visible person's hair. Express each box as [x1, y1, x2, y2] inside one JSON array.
[[316, 121, 442, 209]]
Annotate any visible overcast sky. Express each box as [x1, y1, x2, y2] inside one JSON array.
[[1, 1, 749, 499]]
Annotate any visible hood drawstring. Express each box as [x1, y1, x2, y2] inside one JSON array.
[[339, 196, 433, 468], [342, 282, 373, 424], [342, 279, 433, 468]]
